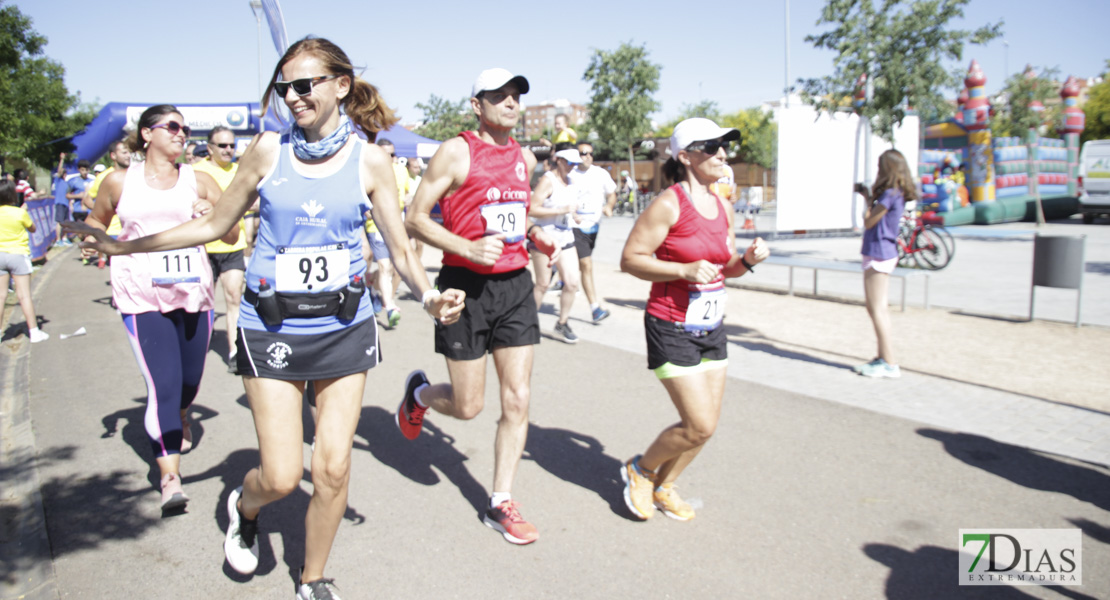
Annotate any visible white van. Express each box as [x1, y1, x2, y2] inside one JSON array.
[[1078, 139, 1110, 223]]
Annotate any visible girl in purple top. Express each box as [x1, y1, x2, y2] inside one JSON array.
[[853, 149, 917, 378]]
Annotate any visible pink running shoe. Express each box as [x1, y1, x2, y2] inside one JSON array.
[[160, 473, 189, 511], [483, 500, 539, 545]]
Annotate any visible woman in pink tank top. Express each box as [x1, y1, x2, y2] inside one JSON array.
[[618, 118, 770, 522], [77, 104, 235, 513]]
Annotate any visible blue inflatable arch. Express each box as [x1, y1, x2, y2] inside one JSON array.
[[69, 102, 440, 163]]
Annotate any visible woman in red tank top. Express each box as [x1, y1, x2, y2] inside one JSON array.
[[618, 118, 769, 522]]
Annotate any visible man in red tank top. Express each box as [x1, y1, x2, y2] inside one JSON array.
[[399, 68, 558, 545]]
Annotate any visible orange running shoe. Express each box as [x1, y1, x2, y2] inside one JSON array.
[[621, 455, 655, 520], [653, 483, 695, 521]]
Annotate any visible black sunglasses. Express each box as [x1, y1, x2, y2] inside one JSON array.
[[274, 74, 339, 97], [213, 143, 235, 149], [579, 151, 593, 156], [686, 139, 732, 155], [150, 121, 191, 137]]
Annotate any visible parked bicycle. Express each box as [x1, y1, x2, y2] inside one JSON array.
[[897, 207, 955, 269]]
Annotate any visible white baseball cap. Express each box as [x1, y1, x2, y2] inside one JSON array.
[[554, 148, 582, 164], [472, 68, 530, 98], [93, 164, 106, 173], [669, 118, 741, 157]]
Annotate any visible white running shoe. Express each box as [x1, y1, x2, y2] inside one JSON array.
[[224, 487, 259, 574], [29, 328, 49, 343]]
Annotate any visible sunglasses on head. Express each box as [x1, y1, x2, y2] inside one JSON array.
[[150, 121, 191, 137], [274, 74, 339, 97], [686, 139, 732, 155]]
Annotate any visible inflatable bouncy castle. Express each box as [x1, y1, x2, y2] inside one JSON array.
[[919, 61, 1084, 225]]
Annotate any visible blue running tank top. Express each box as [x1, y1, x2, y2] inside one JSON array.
[[239, 133, 372, 334]]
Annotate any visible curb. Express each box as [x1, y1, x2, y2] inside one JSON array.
[[0, 246, 72, 600]]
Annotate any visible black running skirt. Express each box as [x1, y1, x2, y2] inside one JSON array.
[[236, 317, 380, 381]]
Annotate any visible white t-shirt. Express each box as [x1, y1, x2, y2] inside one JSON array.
[[566, 165, 616, 231]]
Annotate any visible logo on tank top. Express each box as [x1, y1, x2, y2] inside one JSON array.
[[485, 187, 528, 203], [515, 161, 526, 182], [266, 341, 292, 370], [296, 199, 327, 227]]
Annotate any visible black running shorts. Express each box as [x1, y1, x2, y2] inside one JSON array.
[[208, 249, 246, 277], [434, 266, 539, 360], [572, 228, 597, 259], [644, 313, 727, 370], [236, 316, 380, 380]]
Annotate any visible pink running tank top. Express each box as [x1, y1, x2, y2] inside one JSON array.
[[110, 163, 215, 314]]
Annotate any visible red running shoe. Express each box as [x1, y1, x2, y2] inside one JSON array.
[[395, 370, 430, 440], [483, 500, 539, 545]]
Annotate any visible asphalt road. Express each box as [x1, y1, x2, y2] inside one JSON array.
[[5, 234, 1107, 599]]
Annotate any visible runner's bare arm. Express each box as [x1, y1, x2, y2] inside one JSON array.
[[84, 170, 124, 232], [406, 137, 507, 266], [67, 133, 276, 255], [363, 143, 464, 323], [195, 171, 240, 245], [620, 188, 716, 284], [723, 237, 769, 278]]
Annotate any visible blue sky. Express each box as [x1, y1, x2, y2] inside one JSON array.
[[18, 0, 1110, 125]]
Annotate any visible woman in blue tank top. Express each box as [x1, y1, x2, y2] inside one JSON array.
[[71, 37, 465, 599]]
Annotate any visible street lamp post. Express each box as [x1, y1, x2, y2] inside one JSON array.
[[249, 1, 263, 100]]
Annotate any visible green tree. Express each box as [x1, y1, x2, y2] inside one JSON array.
[[990, 66, 1061, 139], [582, 41, 661, 159], [655, 100, 722, 138], [799, 0, 1001, 141], [721, 108, 778, 169], [412, 94, 476, 141], [1081, 60, 1110, 144], [0, 2, 96, 169]]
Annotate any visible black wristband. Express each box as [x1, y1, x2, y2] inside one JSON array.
[[740, 256, 755, 273]]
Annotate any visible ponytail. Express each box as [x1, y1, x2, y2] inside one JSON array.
[[661, 158, 686, 184], [345, 78, 398, 141]]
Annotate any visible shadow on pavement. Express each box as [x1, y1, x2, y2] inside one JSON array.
[[606, 297, 647, 311], [0, 446, 75, 585], [0, 316, 45, 342], [522, 424, 632, 519], [352, 405, 488, 517], [918, 429, 1110, 512], [101, 398, 221, 490], [1067, 518, 1110, 546], [861, 543, 1098, 599]]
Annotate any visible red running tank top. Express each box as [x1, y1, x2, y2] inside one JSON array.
[[647, 183, 733, 323], [440, 131, 531, 274]]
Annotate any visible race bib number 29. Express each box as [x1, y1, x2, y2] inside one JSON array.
[[480, 201, 526, 243], [275, 244, 348, 293]]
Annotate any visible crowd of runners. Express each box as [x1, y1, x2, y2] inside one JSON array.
[[57, 35, 770, 600]]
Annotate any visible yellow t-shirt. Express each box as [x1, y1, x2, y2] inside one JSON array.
[[0, 205, 32, 255], [88, 167, 123, 236], [366, 162, 410, 234], [193, 159, 247, 253], [553, 128, 577, 144]]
